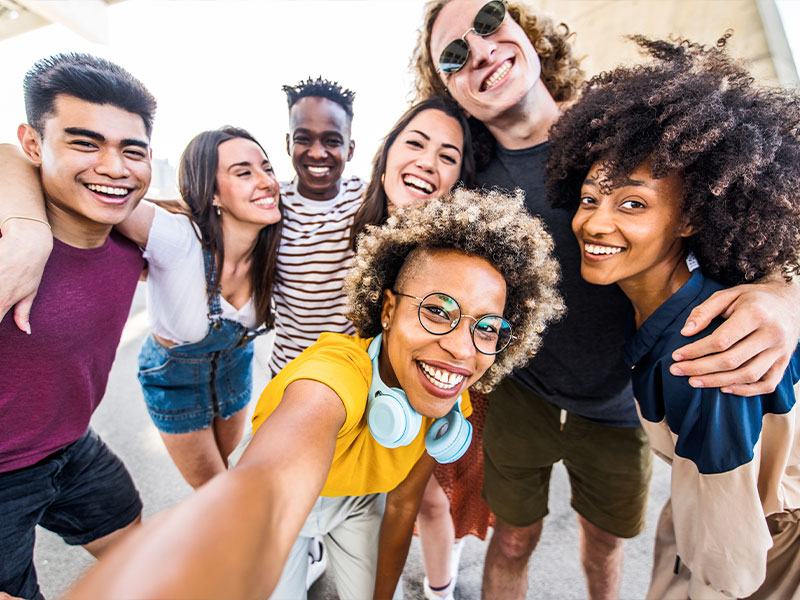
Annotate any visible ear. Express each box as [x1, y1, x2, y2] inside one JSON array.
[[679, 218, 696, 238], [347, 139, 355, 162], [17, 124, 43, 165], [380, 289, 396, 332], [285, 133, 291, 157]]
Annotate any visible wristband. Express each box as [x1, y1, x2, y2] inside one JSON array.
[[0, 215, 52, 233]]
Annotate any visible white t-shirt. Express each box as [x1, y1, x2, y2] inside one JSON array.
[[143, 205, 258, 345], [268, 176, 365, 373]]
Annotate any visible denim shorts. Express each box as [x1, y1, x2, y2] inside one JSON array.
[[137, 328, 254, 434], [0, 429, 142, 600]]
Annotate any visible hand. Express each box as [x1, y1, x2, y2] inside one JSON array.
[[0, 592, 26, 600], [670, 278, 800, 396], [0, 218, 53, 333]]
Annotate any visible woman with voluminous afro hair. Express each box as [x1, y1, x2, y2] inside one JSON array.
[[346, 186, 564, 392], [547, 33, 800, 286]]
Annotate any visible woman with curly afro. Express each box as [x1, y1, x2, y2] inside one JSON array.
[[64, 187, 564, 600], [548, 35, 800, 599]]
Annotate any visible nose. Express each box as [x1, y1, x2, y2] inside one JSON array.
[[580, 204, 616, 236], [439, 317, 476, 360], [257, 170, 277, 192], [94, 148, 130, 179], [307, 139, 327, 160], [415, 148, 436, 173], [466, 30, 496, 69]]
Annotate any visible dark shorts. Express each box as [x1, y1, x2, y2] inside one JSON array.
[[482, 377, 652, 538], [0, 429, 142, 600]]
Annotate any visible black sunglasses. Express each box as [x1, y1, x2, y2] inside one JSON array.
[[438, 0, 507, 74]]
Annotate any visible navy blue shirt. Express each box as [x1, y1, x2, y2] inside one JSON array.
[[623, 268, 799, 474]]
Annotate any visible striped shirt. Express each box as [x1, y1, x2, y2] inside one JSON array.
[[268, 176, 366, 373]]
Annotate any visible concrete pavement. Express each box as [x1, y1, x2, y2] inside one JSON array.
[[33, 282, 670, 599]]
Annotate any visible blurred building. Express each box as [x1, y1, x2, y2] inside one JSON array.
[[529, 0, 797, 85]]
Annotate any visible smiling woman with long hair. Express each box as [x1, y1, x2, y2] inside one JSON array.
[[65, 187, 564, 600]]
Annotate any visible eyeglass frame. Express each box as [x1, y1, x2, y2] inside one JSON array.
[[437, 0, 507, 75], [390, 290, 514, 355]]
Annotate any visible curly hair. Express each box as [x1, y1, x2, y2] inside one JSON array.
[[410, 0, 584, 168], [547, 35, 800, 286], [345, 187, 564, 392], [282, 75, 356, 118]]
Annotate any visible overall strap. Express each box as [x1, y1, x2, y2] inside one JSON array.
[[203, 248, 223, 320]]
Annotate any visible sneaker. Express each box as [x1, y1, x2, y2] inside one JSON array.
[[423, 576, 455, 600], [305, 536, 327, 590]]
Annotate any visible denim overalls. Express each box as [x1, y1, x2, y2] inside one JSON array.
[[137, 249, 267, 434]]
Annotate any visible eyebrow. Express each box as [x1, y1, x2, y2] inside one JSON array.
[[63, 127, 149, 150], [227, 160, 272, 171], [408, 129, 462, 155]]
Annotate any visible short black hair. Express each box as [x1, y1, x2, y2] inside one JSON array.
[[282, 76, 355, 118], [23, 53, 157, 138], [547, 35, 800, 286]]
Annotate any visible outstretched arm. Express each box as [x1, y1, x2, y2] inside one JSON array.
[[374, 453, 437, 600], [65, 379, 346, 600], [671, 275, 800, 395], [0, 143, 51, 333]]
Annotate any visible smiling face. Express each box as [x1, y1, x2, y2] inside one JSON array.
[[384, 108, 464, 210], [379, 248, 506, 418], [429, 0, 542, 124], [18, 94, 151, 246], [214, 137, 281, 228], [572, 162, 692, 294], [286, 96, 354, 201]]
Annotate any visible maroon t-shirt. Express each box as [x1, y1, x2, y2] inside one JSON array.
[[0, 230, 144, 472]]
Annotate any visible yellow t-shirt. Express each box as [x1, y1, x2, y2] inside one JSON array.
[[252, 332, 472, 497]]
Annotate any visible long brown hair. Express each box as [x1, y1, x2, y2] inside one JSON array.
[[178, 126, 282, 328], [349, 96, 475, 250]]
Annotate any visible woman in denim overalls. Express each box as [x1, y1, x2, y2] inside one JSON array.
[[113, 126, 282, 489]]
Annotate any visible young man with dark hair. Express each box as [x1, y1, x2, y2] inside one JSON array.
[[0, 52, 155, 600], [268, 75, 365, 374]]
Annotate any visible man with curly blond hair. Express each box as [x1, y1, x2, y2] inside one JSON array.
[[411, 2, 800, 598]]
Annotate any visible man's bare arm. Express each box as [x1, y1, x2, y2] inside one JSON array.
[[671, 275, 800, 395]]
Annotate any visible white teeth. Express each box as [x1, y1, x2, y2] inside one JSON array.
[[307, 166, 330, 174], [419, 361, 465, 390], [87, 183, 129, 196], [403, 174, 434, 194], [483, 59, 512, 91], [585, 244, 623, 255], [253, 198, 275, 207]]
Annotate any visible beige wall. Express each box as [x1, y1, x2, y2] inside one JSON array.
[[531, 0, 794, 84]]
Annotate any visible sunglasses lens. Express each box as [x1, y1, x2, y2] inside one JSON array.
[[439, 38, 470, 73], [474, 0, 506, 36]]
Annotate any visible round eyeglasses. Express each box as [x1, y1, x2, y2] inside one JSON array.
[[392, 290, 513, 355]]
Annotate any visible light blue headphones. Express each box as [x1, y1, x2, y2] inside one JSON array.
[[366, 334, 472, 464]]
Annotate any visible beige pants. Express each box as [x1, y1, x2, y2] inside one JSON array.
[[647, 501, 800, 599]]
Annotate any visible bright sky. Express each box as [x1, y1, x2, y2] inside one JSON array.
[[1, 0, 798, 196]]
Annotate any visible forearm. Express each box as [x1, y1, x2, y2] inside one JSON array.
[[374, 455, 436, 599], [0, 144, 46, 221]]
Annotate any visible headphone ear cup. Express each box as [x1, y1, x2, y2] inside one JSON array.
[[368, 391, 423, 448], [425, 408, 473, 464]]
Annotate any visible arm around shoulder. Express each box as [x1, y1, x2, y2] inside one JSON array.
[[0, 143, 52, 332], [671, 276, 800, 396], [65, 378, 346, 600]]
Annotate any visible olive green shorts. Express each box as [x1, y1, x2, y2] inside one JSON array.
[[482, 377, 652, 538]]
